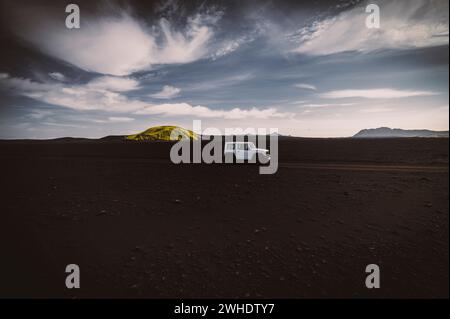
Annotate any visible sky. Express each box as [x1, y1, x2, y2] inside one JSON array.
[[0, 0, 448, 138]]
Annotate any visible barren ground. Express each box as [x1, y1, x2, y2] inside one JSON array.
[[0, 138, 448, 298]]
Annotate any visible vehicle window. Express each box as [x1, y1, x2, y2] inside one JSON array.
[[243, 144, 250, 151], [226, 144, 234, 150], [237, 144, 245, 150]]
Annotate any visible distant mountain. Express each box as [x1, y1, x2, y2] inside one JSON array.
[[353, 127, 449, 138], [125, 126, 198, 141]]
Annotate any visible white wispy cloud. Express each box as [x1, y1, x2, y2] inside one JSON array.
[[135, 103, 290, 119], [48, 72, 66, 82], [320, 88, 439, 99], [13, 10, 222, 76], [301, 103, 355, 107], [0, 73, 55, 91], [1, 73, 146, 112], [292, 0, 449, 55], [0, 73, 291, 120], [27, 109, 53, 119], [150, 85, 181, 99], [156, 14, 216, 65], [293, 83, 317, 91], [107, 117, 135, 123], [211, 40, 241, 60], [42, 122, 86, 129], [185, 73, 253, 91], [87, 76, 140, 92], [359, 107, 393, 113], [210, 33, 255, 60]]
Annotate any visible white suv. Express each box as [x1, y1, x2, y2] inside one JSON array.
[[224, 142, 270, 163]]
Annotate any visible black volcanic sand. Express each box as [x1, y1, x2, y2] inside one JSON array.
[[0, 138, 448, 298]]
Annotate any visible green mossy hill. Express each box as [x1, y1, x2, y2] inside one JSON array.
[[126, 126, 198, 141]]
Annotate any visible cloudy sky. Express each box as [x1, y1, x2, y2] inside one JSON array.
[[0, 0, 448, 138]]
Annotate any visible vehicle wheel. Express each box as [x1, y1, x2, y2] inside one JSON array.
[[258, 154, 270, 164]]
